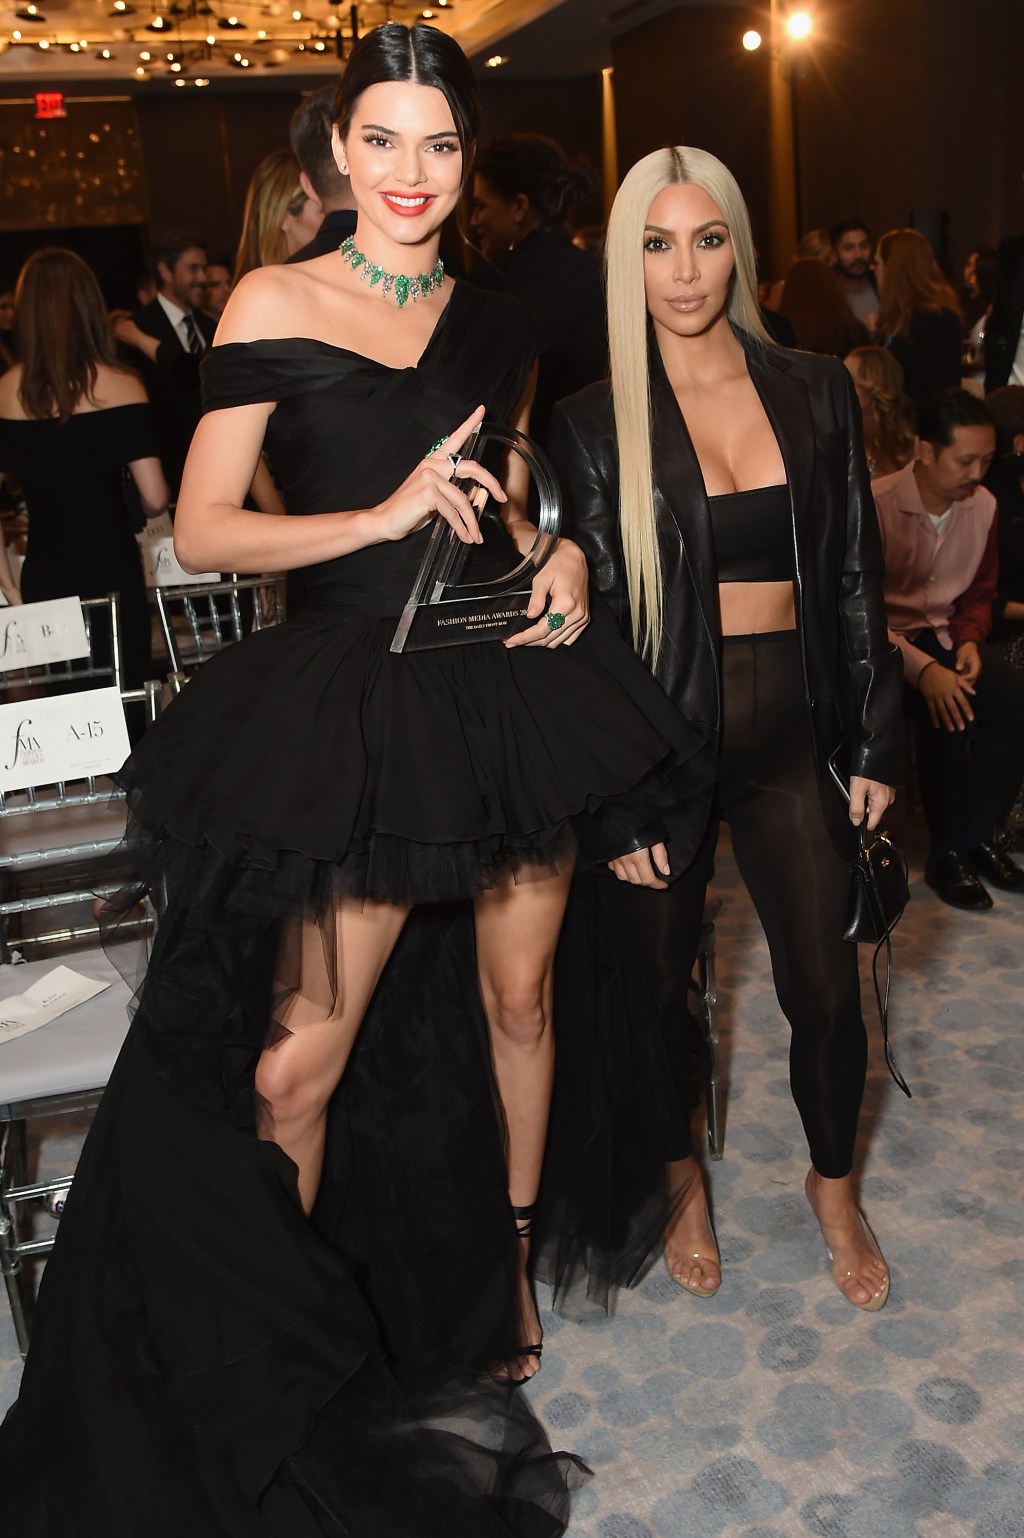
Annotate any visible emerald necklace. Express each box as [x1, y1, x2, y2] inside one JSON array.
[[338, 236, 445, 309]]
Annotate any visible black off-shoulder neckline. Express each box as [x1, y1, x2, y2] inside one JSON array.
[[208, 277, 462, 375]]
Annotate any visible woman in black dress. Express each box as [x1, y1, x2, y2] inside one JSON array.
[[551, 147, 904, 1313], [0, 29, 712, 1538], [874, 227, 962, 417], [0, 248, 168, 684]]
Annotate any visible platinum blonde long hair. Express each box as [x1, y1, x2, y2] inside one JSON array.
[[605, 146, 772, 664]]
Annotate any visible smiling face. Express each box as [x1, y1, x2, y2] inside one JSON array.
[[642, 182, 735, 342], [160, 246, 207, 311], [337, 80, 464, 256]]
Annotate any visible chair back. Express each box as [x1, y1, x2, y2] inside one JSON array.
[[0, 593, 125, 697], [0, 679, 161, 960], [155, 573, 284, 691]]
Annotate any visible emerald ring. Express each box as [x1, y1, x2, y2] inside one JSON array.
[[546, 611, 566, 632]]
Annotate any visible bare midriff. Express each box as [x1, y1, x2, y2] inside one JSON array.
[[718, 580, 796, 636]]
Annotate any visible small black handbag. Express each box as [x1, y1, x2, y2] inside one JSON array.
[[844, 821, 912, 1097], [843, 822, 911, 946], [829, 747, 913, 1099]]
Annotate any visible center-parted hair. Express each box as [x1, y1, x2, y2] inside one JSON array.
[[332, 22, 479, 178], [605, 146, 771, 664]]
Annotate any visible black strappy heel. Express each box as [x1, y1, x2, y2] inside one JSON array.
[[495, 1203, 543, 1384]]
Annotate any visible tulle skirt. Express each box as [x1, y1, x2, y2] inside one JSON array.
[[0, 600, 713, 1536]]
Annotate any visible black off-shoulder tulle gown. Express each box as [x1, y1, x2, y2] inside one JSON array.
[[0, 282, 712, 1536]]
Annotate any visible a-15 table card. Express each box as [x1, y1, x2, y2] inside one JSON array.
[[0, 686, 131, 793]]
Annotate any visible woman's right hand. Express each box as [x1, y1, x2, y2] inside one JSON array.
[[374, 406, 506, 545], [607, 842, 671, 890]]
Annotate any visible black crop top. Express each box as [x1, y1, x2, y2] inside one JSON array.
[[708, 484, 792, 582]]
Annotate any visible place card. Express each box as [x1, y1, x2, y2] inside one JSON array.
[[0, 596, 90, 672], [0, 686, 131, 793], [137, 513, 219, 587], [0, 964, 110, 1045]]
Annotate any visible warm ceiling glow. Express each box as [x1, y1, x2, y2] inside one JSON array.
[[742, 29, 762, 50], [786, 11, 812, 39]]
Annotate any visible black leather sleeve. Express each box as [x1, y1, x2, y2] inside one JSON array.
[[549, 390, 630, 636], [833, 364, 905, 785]]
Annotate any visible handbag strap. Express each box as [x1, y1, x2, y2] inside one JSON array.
[[870, 923, 912, 1099]]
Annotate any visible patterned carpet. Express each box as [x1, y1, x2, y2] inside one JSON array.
[[3, 809, 1023, 1537]]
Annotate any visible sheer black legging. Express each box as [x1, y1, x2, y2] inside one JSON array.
[[597, 630, 866, 1179]]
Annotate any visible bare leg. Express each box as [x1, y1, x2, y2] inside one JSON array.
[[665, 1155, 721, 1297], [805, 1168, 889, 1309], [474, 866, 573, 1381], [256, 897, 410, 1214]]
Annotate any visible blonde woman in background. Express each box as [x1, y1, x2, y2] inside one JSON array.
[[234, 149, 323, 279], [551, 146, 903, 1312], [845, 345, 917, 476]]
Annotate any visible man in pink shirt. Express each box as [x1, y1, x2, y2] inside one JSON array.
[[873, 389, 1024, 909]]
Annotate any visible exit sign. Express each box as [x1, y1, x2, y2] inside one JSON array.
[[34, 92, 66, 119]]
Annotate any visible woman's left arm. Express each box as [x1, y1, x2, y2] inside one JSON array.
[[834, 365, 903, 827], [500, 363, 590, 650]]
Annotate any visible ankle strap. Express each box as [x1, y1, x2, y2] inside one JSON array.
[[512, 1202, 536, 1240]]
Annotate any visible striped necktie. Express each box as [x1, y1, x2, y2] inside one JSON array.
[[182, 312, 204, 356]]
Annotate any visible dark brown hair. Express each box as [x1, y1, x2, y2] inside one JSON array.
[[14, 248, 122, 422], [475, 134, 599, 228], [333, 22, 479, 180], [290, 85, 350, 205], [778, 259, 865, 357]]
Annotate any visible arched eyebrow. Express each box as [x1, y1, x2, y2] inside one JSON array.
[[359, 123, 460, 141], [644, 219, 729, 237]]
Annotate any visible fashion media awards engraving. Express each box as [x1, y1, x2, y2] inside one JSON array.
[[391, 422, 562, 653]]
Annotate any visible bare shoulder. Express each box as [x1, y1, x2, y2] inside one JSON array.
[[92, 365, 149, 408], [214, 263, 327, 346], [0, 364, 24, 417]]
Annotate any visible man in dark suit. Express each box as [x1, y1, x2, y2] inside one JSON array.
[[287, 87, 357, 264], [115, 232, 214, 496], [985, 231, 1024, 392]]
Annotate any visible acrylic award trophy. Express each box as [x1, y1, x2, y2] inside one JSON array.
[[390, 421, 561, 654]]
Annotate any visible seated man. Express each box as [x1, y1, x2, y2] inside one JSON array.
[[873, 388, 1024, 909]]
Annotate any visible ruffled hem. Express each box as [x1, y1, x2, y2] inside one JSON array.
[[113, 602, 714, 908]]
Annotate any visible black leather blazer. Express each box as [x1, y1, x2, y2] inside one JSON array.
[[549, 336, 904, 858]]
